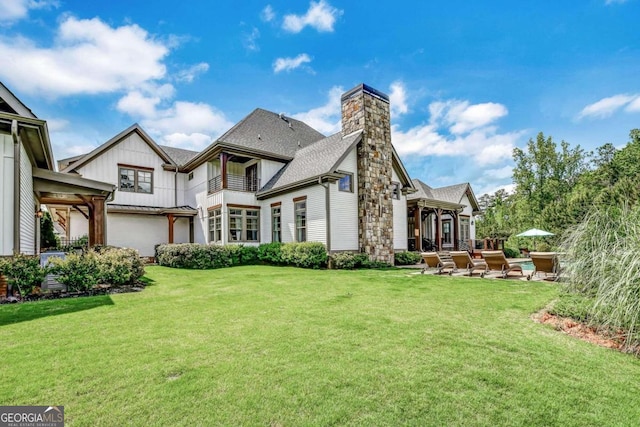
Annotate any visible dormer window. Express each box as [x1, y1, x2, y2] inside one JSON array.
[[119, 164, 153, 194]]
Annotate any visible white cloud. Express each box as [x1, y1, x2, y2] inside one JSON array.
[[273, 53, 312, 73], [290, 86, 343, 135], [483, 166, 513, 180], [578, 94, 640, 119], [389, 81, 408, 117], [45, 118, 69, 132], [392, 99, 521, 166], [626, 96, 640, 112], [261, 5, 276, 22], [282, 0, 342, 33], [0, 16, 168, 97], [242, 27, 260, 51], [0, 0, 58, 23], [175, 62, 209, 83]]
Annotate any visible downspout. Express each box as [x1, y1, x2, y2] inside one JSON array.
[[11, 120, 20, 255], [319, 176, 331, 252]]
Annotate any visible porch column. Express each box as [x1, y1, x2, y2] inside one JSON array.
[[414, 207, 421, 251], [167, 213, 174, 244], [220, 152, 228, 189], [88, 196, 106, 246], [435, 208, 442, 251], [453, 211, 460, 250]]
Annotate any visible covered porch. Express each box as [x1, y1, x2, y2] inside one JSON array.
[[408, 199, 471, 252]]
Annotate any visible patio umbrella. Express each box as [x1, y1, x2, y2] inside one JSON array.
[[516, 228, 554, 250]]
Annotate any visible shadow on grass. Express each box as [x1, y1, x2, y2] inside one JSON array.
[[138, 276, 156, 287], [0, 295, 114, 326]]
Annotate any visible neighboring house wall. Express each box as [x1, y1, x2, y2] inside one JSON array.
[[19, 143, 35, 254], [0, 133, 13, 255], [75, 132, 176, 207], [329, 148, 358, 252]]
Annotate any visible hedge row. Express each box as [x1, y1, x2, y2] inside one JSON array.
[[155, 242, 329, 270]]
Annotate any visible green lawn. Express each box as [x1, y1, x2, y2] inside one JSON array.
[[1, 266, 640, 426]]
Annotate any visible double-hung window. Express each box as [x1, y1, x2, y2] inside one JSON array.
[[208, 208, 222, 243], [294, 198, 307, 242], [272, 205, 282, 243], [119, 165, 153, 194], [391, 182, 401, 200], [228, 207, 260, 242]]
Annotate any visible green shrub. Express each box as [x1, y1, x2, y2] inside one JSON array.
[[503, 247, 519, 258], [258, 243, 283, 265], [331, 252, 366, 269], [394, 251, 422, 265], [238, 245, 259, 265], [548, 293, 597, 324], [96, 247, 145, 286], [362, 259, 392, 269], [49, 251, 100, 292], [281, 242, 327, 269], [0, 254, 47, 297]]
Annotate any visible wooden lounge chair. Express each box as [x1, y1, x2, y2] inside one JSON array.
[[527, 252, 559, 281], [421, 252, 455, 275], [481, 250, 524, 279], [450, 251, 487, 277]]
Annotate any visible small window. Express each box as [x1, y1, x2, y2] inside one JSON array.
[[119, 166, 153, 194], [338, 174, 353, 192], [272, 207, 282, 243], [295, 200, 307, 242], [188, 172, 194, 181], [391, 182, 401, 200]]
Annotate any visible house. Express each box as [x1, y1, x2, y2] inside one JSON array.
[[57, 84, 417, 264], [0, 82, 115, 258], [407, 179, 480, 252]]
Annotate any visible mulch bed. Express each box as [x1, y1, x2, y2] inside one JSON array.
[[1, 283, 145, 304], [532, 310, 640, 356]]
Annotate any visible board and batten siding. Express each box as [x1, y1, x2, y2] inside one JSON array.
[[329, 148, 358, 252], [107, 213, 188, 256], [392, 167, 408, 251], [75, 132, 176, 207], [185, 163, 209, 244], [0, 133, 13, 255], [19, 143, 36, 254]]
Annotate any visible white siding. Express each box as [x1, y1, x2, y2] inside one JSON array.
[[19, 144, 35, 254], [0, 133, 13, 255], [69, 211, 88, 241], [261, 159, 286, 184], [459, 193, 476, 242], [107, 213, 168, 256], [186, 163, 209, 244], [329, 148, 358, 251], [392, 167, 408, 251], [76, 132, 176, 207]]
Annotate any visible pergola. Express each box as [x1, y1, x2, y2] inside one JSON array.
[[408, 198, 465, 252]]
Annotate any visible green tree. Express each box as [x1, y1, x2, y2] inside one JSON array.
[[40, 211, 58, 250]]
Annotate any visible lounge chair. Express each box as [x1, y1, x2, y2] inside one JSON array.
[[527, 252, 559, 281], [450, 251, 487, 277], [421, 252, 455, 275], [481, 250, 524, 279]]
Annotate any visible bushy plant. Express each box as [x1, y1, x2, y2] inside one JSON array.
[[280, 242, 327, 269], [0, 254, 47, 297], [96, 247, 145, 286], [503, 247, 519, 258], [49, 251, 100, 292], [561, 203, 640, 347], [331, 252, 369, 269], [394, 251, 422, 265], [258, 242, 283, 265]]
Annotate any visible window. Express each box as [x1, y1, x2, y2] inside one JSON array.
[[442, 220, 452, 244], [338, 174, 353, 192], [295, 200, 307, 242], [391, 182, 401, 200], [188, 172, 194, 181], [208, 209, 222, 243], [119, 166, 153, 194], [272, 206, 282, 242], [460, 217, 471, 242], [228, 208, 260, 242]]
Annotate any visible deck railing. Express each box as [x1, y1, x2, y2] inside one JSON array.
[[208, 174, 260, 194]]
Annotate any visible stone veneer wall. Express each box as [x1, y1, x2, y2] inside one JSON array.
[[341, 84, 394, 265]]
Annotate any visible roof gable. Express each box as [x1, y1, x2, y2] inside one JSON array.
[[0, 82, 37, 118], [62, 124, 174, 172]]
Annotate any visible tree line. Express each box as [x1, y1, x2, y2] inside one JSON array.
[[476, 129, 640, 250]]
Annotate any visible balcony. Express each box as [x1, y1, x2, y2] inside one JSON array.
[[208, 174, 260, 194]]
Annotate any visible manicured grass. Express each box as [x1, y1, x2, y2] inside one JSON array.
[[1, 266, 640, 426]]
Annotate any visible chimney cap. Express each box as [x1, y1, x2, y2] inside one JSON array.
[[340, 83, 389, 103]]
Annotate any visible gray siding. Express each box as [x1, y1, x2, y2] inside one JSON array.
[[19, 143, 35, 254]]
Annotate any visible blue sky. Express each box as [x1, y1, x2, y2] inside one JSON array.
[[1, 0, 639, 195]]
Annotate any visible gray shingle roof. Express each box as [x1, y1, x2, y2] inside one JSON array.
[[431, 183, 470, 204], [258, 130, 362, 195], [409, 179, 435, 200], [218, 108, 326, 158], [409, 179, 479, 211], [159, 145, 200, 166]]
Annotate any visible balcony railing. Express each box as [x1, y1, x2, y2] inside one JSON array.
[[208, 174, 260, 194]]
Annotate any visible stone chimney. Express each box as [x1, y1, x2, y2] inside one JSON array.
[[341, 84, 394, 265]]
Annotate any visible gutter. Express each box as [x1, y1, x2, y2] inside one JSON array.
[[11, 120, 20, 255]]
